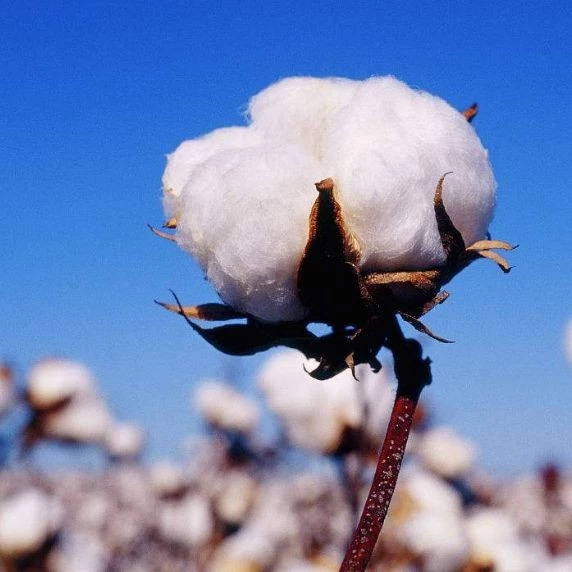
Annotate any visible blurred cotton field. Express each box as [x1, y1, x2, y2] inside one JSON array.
[[1, 352, 571, 571]]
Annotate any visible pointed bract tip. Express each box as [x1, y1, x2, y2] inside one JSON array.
[[315, 178, 335, 193]]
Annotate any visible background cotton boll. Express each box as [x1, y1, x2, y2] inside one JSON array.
[[42, 397, 112, 443], [27, 358, 96, 410], [257, 350, 391, 453], [248, 76, 359, 158], [177, 143, 325, 321], [195, 380, 259, 433], [400, 467, 463, 517], [157, 494, 213, 547], [104, 422, 145, 460], [321, 76, 495, 270], [417, 426, 477, 479], [400, 511, 470, 572], [162, 126, 264, 218], [465, 508, 548, 572], [148, 461, 188, 498], [0, 489, 61, 559]]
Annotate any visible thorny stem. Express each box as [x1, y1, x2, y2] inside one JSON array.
[[340, 315, 432, 571]]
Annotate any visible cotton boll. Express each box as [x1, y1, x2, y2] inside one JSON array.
[[48, 533, 108, 572], [162, 126, 264, 218], [0, 489, 61, 559], [27, 358, 96, 410], [248, 76, 359, 157], [42, 396, 112, 443], [195, 380, 259, 433], [104, 422, 145, 460], [176, 142, 325, 321], [417, 426, 477, 479], [321, 76, 495, 271], [465, 508, 547, 572], [401, 466, 464, 517], [258, 349, 393, 453], [400, 511, 470, 572], [157, 494, 213, 547], [164, 75, 496, 322], [148, 461, 188, 498], [214, 471, 257, 525], [258, 350, 365, 453]]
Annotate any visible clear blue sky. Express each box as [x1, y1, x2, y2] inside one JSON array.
[[1, 0, 571, 476]]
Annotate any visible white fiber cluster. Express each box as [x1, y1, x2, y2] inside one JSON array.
[[194, 380, 259, 434], [257, 350, 393, 453], [164, 76, 495, 322], [0, 489, 61, 559], [418, 426, 477, 479], [27, 358, 95, 410]]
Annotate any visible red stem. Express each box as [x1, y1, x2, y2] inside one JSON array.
[[339, 391, 419, 570], [340, 319, 430, 571]]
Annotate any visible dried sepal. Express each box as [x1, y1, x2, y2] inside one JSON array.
[[155, 300, 244, 321], [297, 178, 367, 326], [163, 217, 177, 229], [474, 249, 513, 273], [462, 102, 478, 123], [433, 172, 466, 261], [147, 224, 177, 243]]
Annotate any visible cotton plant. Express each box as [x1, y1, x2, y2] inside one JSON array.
[[152, 75, 515, 569], [22, 358, 145, 462]]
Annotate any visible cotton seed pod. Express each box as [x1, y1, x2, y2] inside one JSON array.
[[27, 358, 96, 410], [195, 379, 259, 434], [417, 426, 477, 479], [163, 76, 495, 323], [257, 350, 393, 454], [0, 489, 61, 559], [104, 422, 145, 460]]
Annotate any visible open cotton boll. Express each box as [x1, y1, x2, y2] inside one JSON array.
[[42, 396, 112, 443], [195, 380, 259, 433], [400, 511, 470, 572], [27, 358, 96, 410], [177, 142, 325, 321], [417, 426, 477, 479], [158, 494, 214, 547], [164, 75, 495, 321], [257, 350, 393, 453], [248, 76, 359, 158], [162, 126, 265, 219], [321, 76, 495, 270], [104, 422, 145, 460], [0, 489, 62, 559]]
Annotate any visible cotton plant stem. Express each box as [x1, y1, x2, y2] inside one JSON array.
[[340, 317, 432, 571]]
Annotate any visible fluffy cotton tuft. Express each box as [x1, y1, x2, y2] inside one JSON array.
[[27, 358, 95, 410], [257, 349, 393, 453], [104, 422, 145, 459], [163, 76, 496, 322], [417, 426, 477, 479], [0, 489, 61, 559], [195, 380, 259, 433]]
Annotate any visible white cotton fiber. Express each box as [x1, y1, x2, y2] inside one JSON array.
[[257, 350, 393, 453], [163, 76, 495, 322]]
